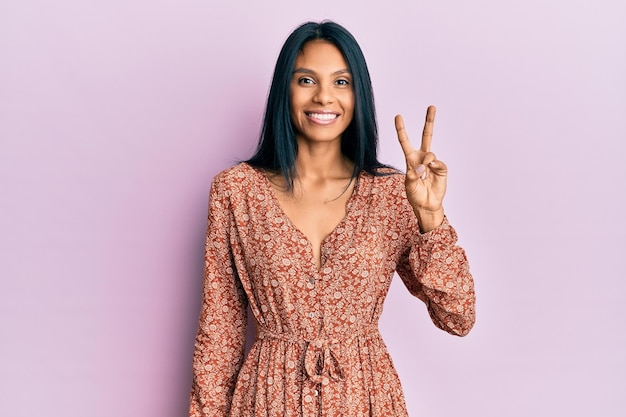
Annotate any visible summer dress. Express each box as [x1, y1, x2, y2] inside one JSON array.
[[190, 163, 475, 417]]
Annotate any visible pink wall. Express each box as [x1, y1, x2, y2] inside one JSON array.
[[1, 1, 625, 416]]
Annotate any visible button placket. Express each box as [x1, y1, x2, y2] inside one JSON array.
[[306, 276, 315, 289], [304, 269, 320, 325]]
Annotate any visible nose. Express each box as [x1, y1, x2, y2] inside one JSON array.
[[313, 83, 333, 105]]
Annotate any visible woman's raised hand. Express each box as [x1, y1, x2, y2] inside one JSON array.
[[395, 106, 447, 233]]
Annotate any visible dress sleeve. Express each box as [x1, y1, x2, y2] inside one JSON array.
[[396, 216, 476, 336], [190, 176, 248, 417]]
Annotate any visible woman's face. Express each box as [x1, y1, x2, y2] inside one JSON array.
[[290, 40, 354, 145]]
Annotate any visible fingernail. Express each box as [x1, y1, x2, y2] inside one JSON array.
[[428, 161, 436, 166], [415, 165, 426, 175]]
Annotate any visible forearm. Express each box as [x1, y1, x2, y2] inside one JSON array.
[[190, 321, 247, 416], [415, 219, 475, 335], [398, 217, 476, 336]]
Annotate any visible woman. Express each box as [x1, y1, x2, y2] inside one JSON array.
[[190, 21, 475, 417]]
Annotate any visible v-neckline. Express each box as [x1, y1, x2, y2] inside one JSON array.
[[253, 165, 362, 270]]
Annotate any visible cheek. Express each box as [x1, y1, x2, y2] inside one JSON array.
[[289, 100, 304, 131], [344, 96, 355, 120], [290, 91, 306, 114], [344, 92, 355, 113]]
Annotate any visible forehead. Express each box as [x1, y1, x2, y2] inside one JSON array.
[[294, 40, 349, 70]]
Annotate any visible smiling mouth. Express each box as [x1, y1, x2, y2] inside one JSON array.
[[306, 112, 338, 121]]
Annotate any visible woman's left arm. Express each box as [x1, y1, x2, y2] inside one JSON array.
[[395, 106, 476, 335]]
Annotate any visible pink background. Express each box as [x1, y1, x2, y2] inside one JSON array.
[[1, 1, 625, 416]]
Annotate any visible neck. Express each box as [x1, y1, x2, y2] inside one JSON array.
[[294, 140, 353, 180]]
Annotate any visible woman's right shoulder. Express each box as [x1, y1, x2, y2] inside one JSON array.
[[211, 163, 262, 191], [213, 162, 257, 184]]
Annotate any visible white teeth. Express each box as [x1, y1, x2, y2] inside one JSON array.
[[308, 113, 337, 121]]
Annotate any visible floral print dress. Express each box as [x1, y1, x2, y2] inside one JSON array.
[[190, 163, 476, 417]]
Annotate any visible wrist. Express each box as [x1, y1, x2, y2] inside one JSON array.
[[414, 207, 444, 233]]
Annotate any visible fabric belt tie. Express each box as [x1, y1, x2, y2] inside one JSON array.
[[256, 324, 379, 385], [304, 337, 343, 384]]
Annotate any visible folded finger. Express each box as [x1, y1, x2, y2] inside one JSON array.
[[427, 159, 448, 175], [419, 152, 437, 179], [422, 152, 437, 166]]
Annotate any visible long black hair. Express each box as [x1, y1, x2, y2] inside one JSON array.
[[245, 20, 390, 190]]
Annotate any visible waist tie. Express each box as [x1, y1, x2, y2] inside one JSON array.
[[256, 324, 379, 385]]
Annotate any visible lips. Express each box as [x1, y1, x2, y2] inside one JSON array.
[[306, 112, 338, 121], [304, 112, 340, 125]]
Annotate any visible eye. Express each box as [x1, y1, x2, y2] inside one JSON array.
[[335, 79, 350, 86], [298, 77, 315, 85]]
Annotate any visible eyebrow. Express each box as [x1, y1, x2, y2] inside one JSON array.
[[293, 68, 351, 76]]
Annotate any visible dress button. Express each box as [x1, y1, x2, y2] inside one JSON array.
[[309, 277, 315, 284], [308, 312, 316, 318], [314, 389, 319, 396]]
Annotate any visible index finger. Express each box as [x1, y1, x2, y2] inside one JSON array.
[[394, 114, 416, 157], [421, 105, 436, 152]]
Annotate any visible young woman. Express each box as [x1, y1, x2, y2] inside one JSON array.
[[190, 21, 475, 417]]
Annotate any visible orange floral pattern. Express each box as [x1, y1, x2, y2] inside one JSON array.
[[190, 163, 475, 416]]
